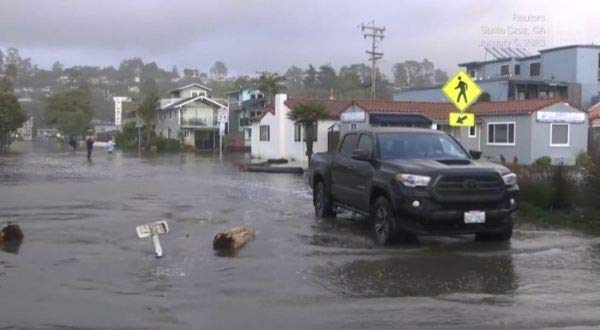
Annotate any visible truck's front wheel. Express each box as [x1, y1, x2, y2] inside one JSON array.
[[475, 222, 513, 242], [314, 181, 335, 218], [371, 197, 398, 245]]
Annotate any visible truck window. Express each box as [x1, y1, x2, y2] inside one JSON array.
[[339, 134, 359, 156], [356, 134, 373, 154]]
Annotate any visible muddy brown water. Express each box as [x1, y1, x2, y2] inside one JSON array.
[[1, 142, 600, 329]]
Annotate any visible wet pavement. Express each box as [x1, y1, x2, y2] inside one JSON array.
[[2, 142, 600, 329]]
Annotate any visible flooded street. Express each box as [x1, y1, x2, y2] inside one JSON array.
[[2, 143, 600, 329]]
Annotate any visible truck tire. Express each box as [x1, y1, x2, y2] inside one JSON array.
[[475, 223, 513, 242], [314, 181, 336, 218], [370, 197, 398, 245]]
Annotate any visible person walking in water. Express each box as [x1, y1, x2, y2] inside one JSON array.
[[68, 136, 77, 152], [455, 76, 468, 103], [107, 136, 115, 154], [86, 135, 94, 159]]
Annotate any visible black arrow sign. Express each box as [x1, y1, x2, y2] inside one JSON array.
[[457, 115, 468, 124]]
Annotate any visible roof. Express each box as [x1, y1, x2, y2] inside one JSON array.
[[589, 103, 600, 121], [250, 97, 351, 123], [168, 83, 212, 93], [539, 44, 600, 53], [159, 95, 227, 111]]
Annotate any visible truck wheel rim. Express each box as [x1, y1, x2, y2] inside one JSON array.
[[375, 207, 389, 242], [316, 184, 324, 213]]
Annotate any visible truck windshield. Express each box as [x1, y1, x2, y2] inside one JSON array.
[[377, 132, 469, 160]]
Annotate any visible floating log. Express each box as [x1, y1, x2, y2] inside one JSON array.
[[0, 224, 24, 242], [213, 226, 255, 250]]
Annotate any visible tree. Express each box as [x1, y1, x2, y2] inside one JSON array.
[[140, 78, 158, 98], [171, 66, 179, 78], [318, 64, 338, 96], [183, 68, 194, 80], [210, 61, 228, 79], [44, 86, 93, 136], [392, 59, 448, 89], [5, 64, 17, 79], [254, 72, 286, 105], [136, 93, 159, 149], [478, 92, 491, 102], [0, 78, 27, 151], [287, 102, 327, 161], [304, 65, 318, 95], [0, 50, 4, 72], [285, 66, 304, 93], [52, 61, 64, 73]]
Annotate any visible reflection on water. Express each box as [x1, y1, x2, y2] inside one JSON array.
[[315, 253, 517, 297]]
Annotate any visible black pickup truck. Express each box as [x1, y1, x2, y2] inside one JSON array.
[[309, 127, 518, 245]]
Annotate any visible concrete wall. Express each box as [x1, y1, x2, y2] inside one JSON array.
[[529, 103, 588, 165]]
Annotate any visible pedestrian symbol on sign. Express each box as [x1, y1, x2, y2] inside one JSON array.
[[441, 70, 482, 112]]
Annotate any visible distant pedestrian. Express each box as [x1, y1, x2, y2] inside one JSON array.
[[86, 135, 94, 159], [107, 136, 115, 153], [68, 136, 77, 152]]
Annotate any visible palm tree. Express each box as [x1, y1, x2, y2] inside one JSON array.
[[136, 93, 159, 149], [255, 72, 286, 105], [287, 102, 327, 161]]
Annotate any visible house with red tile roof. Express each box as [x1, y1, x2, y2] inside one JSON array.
[[339, 98, 588, 165]]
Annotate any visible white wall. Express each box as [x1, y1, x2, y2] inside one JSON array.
[[250, 94, 339, 163]]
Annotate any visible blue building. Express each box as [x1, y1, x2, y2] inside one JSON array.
[[394, 45, 600, 109], [226, 87, 265, 147]]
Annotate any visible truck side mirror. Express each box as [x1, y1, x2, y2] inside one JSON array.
[[352, 149, 372, 161], [469, 150, 482, 160]]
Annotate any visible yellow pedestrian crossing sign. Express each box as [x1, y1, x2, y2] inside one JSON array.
[[449, 112, 475, 127], [442, 70, 482, 112]]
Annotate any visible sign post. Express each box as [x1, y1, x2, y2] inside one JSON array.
[[441, 70, 482, 127], [136, 118, 145, 155], [217, 107, 229, 157]]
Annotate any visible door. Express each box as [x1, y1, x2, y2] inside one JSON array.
[[345, 133, 375, 212], [331, 133, 359, 205]]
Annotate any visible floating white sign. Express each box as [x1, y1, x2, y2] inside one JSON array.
[[341, 110, 366, 123], [136, 221, 169, 257], [536, 111, 586, 123]]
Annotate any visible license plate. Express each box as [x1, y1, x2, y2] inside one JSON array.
[[464, 211, 485, 224]]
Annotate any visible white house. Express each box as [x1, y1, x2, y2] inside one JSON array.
[[250, 94, 350, 163], [155, 83, 228, 150]]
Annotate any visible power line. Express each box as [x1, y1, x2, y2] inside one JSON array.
[[361, 20, 385, 100]]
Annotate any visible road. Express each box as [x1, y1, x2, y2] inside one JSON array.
[[1, 142, 600, 329]]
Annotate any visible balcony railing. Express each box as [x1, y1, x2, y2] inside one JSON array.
[[181, 118, 217, 127]]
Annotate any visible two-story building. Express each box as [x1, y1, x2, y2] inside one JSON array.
[[394, 44, 600, 109], [155, 83, 228, 150], [226, 87, 265, 147]]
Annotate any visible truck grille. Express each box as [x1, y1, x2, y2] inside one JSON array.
[[432, 174, 505, 202]]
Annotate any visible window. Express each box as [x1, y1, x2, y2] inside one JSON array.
[[339, 134, 359, 156], [550, 123, 569, 147], [468, 125, 476, 138], [377, 132, 469, 160], [514, 64, 520, 75], [468, 70, 476, 78], [259, 125, 270, 141], [191, 92, 199, 97], [244, 128, 251, 140], [169, 110, 172, 119], [356, 134, 373, 154], [487, 122, 515, 145], [501, 65, 509, 76], [294, 123, 302, 142], [530, 63, 540, 77], [350, 123, 357, 130]]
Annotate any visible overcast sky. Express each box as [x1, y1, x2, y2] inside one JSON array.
[[0, 0, 598, 77]]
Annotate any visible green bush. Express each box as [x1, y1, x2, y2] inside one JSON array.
[[156, 138, 181, 152], [515, 164, 576, 211], [114, 121, 138, 150], [576, 152, 591, 168], [535, 156, 552, 166]]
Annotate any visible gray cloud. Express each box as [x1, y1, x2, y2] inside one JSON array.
[[0, 0, 598, 75]]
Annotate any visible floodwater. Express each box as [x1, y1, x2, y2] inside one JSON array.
[[1, 142, 600, 329]]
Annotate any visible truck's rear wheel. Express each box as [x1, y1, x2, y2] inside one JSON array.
[[371, 197, 398, 245], [314, 181, 335, 218], [475, 223, 513, 242]]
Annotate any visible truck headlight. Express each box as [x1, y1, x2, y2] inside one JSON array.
[[395, 174, 431, 188], [502, 173, 517, 186]]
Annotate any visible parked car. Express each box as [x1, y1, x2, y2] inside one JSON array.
[[309, 127, 518, 245]]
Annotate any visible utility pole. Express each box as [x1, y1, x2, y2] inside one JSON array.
[[361, 20, 385, 100]]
